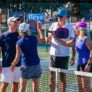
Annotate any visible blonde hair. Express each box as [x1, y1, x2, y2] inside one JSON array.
[[19, 30, 29, 37], [78, 27, 88, 36]]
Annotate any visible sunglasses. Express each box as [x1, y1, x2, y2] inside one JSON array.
[[57, 16, 63, 18], [12, 21, 17, 23]]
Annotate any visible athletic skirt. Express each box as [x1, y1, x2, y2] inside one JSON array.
[[20, 64, 42, 79]]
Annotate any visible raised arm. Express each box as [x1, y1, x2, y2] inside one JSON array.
[[11, 44, 21, 71], [37, 21, 45, 43]]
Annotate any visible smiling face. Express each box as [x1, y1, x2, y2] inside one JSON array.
[[11, 20, 18, 29], [8, 20, 18, 31]]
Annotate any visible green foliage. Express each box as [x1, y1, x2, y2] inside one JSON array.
[[0, 26, 8, 33], [38, 45, 50, 58], [89, 31, 92, 40]]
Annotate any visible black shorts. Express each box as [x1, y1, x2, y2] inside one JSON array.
[[77, 63, 92, 72], [49, 55, 69, 69], [77, 63, 87, 71]]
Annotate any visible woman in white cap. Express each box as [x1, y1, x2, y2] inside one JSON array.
[[10, 21, 44, 92], [52, 21, 92, 92]]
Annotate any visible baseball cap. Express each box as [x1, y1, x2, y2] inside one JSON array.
[[74, 21, 87, 28], [57, 8, 68, 17], [7, 16, 18, 24], [19, 23, 29, 33]]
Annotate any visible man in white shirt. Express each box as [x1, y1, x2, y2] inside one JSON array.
[[48, 8, 75, 92]]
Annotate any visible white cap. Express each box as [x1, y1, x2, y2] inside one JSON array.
[[7, 16, 18, 24], [19, 23, 29, 33]]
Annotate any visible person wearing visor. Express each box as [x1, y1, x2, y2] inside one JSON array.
[[10, 22, 44, 92], [53, 21, 92, 92], [74, 20, 88, 36], [0, 16, 21, 92], [47, 8, 75, 92]]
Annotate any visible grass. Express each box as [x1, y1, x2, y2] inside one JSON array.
[[26, 70, 49, 92], [0, 46, 85, 92], [0, 46, 78, 92], [38, 45, 50, 58], [0, 46, 50, 92], [0, 69, 50, 92], [0, 69, 79, 92]]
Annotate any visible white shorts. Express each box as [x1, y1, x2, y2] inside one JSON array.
[[0, 67, 20, 83]]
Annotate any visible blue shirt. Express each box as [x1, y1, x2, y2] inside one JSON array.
[[75, 36, 90, 65], [0, 31, 21, 67], [17, 35, 40, 66]]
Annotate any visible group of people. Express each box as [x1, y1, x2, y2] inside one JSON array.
[[0, 8, 92, 92], [48, 8, 92, 92], [0, 16, 44, 92]]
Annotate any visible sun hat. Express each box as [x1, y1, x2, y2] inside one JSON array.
[[7, 16, 18, 24], [19, 23, 29, 33], [56, 8, 68, 17], [74, 21, 87, 28]]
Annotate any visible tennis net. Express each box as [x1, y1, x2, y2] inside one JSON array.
[[49, 67, 92, 92], [0, 66, 92, 92]]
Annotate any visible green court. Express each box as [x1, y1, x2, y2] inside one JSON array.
[[0, 45, 92, 92]]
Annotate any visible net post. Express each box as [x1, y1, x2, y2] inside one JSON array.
[[55, 69, 58, 92]]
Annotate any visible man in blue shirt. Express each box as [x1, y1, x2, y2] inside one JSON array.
[[0, 17, 21, 92]]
